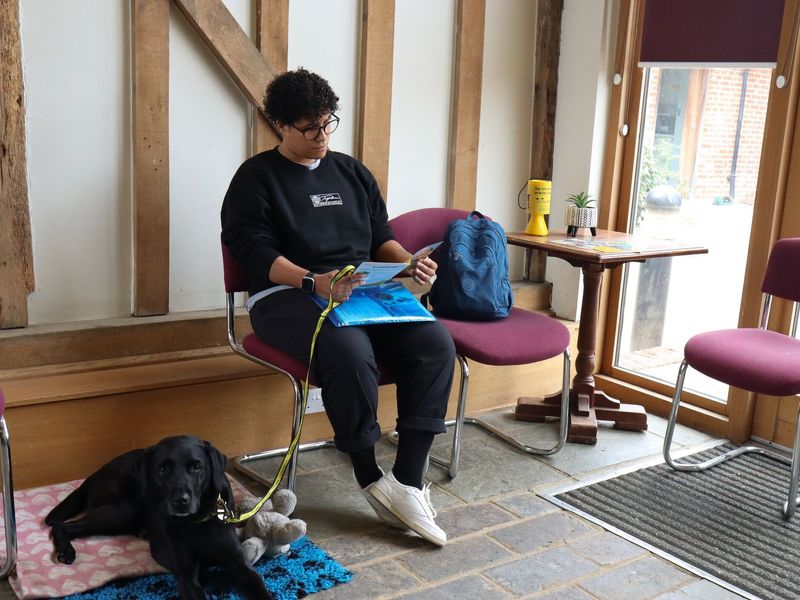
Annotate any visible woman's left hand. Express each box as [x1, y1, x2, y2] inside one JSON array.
[[408, 256, 437, 285]]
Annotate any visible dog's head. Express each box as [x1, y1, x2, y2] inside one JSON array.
[[143, 435, 231, 518]]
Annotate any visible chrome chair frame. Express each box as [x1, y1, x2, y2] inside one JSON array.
[[663, 292, 800, 519], [392, 350, 571, 479], [226, 290, 335, 492], [0, 414, 16, 578]]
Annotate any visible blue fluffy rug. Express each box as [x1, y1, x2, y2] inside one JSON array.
[[56, 537, 351, 600]]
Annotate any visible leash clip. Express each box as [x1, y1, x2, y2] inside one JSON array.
[[214, 494, 236, 522]]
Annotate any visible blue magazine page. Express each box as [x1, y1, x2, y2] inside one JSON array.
[[311, 281, 434, 327]]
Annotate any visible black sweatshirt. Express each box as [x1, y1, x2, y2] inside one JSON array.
[[221, 148, 394, 296]]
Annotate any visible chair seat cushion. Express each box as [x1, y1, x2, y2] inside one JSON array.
[[243, 333, 311, 381], [242, 334, 394, 385], [438, 307, 570, 366], [685, 328, 800, 396]]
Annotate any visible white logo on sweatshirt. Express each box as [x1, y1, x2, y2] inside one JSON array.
[[310, 193, 343, 207]]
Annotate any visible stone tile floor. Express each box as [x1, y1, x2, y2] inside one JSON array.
[[242, 408, 746, 600], [0, 408, 748, 599]]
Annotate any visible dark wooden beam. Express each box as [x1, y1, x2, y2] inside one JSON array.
[[528, 0, 563, 282], [0, 0, 34, 329], [530, 0, 563, 181]]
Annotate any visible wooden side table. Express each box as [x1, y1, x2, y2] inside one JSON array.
[[506, 230, 708, 445]]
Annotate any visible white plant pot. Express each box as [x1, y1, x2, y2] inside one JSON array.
[[564, 206, 598, 236]]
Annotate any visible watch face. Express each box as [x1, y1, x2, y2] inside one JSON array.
[[302, 273, 315, 294]]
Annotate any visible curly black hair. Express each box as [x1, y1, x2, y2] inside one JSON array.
[[264, 68, 340, 126]]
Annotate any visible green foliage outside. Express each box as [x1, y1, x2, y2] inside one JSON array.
[[635, 137, 687, 226]]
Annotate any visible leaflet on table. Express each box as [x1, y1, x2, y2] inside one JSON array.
[[310, 281, 435, 327], [354, 241, 443, 285], [549, 236, 682, 254]]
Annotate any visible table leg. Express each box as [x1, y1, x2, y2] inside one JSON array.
[[514, 264, 647, 444]]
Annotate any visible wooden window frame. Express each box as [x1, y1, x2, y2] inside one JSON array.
[[595, 0, 800, 442]]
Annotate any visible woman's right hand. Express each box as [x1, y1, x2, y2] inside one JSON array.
[[314, 270, 366, 302]]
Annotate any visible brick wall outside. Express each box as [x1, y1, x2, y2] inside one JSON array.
[[640, 68, 769, 206]]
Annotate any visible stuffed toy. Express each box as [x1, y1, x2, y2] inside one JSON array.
[[236, 489, 307, 564]]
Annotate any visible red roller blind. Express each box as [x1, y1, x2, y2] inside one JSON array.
[[640, 0, 784, 66]]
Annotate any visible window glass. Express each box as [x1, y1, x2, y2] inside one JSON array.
[[615, 67, 770, 400]]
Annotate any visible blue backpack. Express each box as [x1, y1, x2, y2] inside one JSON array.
[[428, 211, 514, 320]]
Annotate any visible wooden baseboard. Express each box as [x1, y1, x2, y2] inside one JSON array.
[[0, 309, 251, 371], [1, 296, 573, 489], [5, 348, 571, 489]]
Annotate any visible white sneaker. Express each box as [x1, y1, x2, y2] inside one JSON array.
[[355, 468, 407, 530], [366, 471, 447, 546]]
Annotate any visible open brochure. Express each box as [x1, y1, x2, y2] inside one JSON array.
[[354, 241, 443, 285], [310, 281, 434, 327]]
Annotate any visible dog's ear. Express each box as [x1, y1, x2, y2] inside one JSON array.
[[202, 441, 232, 504], [135, 446, 154, 493]]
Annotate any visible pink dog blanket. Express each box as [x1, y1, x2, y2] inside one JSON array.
[[4, 476, 253, 599]]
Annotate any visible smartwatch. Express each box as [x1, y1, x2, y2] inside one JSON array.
[[301, 272, 316, 294]]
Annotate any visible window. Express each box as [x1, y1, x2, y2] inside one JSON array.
[[614, 67, 770, 402]]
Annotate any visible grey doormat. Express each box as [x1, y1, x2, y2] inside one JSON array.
[[542, 443, 800, 600]]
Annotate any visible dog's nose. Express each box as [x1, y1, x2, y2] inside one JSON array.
[[172, 492, 191, 511]]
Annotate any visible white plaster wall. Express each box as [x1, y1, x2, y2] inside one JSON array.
[[287, 0, 361, 157], [18, 0, 612, 326], [169, 0, 251, 313], [548, 0, 615, 320], [21, 0, 132, 324], [386, 0, 455, 217], [477, 0, 537, 278]]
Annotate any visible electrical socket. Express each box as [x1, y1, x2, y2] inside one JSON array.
[[306, 388, 325, 414]]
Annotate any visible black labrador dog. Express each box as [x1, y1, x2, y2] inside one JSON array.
[[45, 435, 273, 600]]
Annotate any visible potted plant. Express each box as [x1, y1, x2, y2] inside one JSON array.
[[565, 192, 598, 237]]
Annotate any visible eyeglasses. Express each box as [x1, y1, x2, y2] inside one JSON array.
[[291, 115, 340, 140]]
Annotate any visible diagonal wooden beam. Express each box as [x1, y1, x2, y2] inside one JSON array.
[[253, 0, 288, 154], [132, 0, 170, 316], [172, 0, 279, 147], [0, 0, 34, 329], [357, 0, 396, 199], [447, 0, 486, 212]]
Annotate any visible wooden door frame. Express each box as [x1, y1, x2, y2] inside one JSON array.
[[595, 0, 800, 442]]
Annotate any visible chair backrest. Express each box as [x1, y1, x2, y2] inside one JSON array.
[[221, 241, 249, 293], [389, 208, 469, 255], [762, 237, 800, 302]]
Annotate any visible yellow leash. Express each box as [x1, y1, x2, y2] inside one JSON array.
[[216, 265, 357, 525]]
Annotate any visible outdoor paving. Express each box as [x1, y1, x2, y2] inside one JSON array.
[[0, 409, 749, 600], [239, 408, 746, 600]]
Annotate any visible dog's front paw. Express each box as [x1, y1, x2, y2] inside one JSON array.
[[51, 527, 77, 564], [54, 542, 76, 565]]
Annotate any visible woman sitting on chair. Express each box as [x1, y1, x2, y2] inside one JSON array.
[[221, 68, 455, 546]]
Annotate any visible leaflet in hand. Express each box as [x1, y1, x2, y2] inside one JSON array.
[[354, 241, 443, 285], [310, 281, 434, 327]]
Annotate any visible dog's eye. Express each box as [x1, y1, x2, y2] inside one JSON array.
[[190, 461, 203, 472], [158, 464, 170, 475]]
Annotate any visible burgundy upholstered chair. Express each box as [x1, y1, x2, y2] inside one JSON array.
[[663, 237, 800, 518], [388, 208, 571, 478], [0, 389, 16, 578], [221, 241, 394, 491]]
